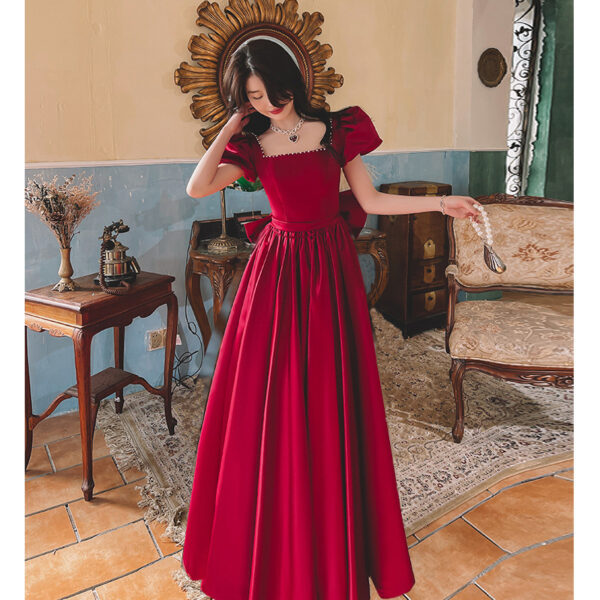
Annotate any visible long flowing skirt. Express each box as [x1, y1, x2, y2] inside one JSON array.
[[182, 213, 415, 600]]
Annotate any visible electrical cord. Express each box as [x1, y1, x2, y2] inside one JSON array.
[[171, 224, 206, 390]]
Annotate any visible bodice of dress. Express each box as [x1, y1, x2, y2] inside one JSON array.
[[219, 105, 382, 240]]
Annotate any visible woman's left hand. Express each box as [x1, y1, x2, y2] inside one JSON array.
[[443, 196, 482, 221]]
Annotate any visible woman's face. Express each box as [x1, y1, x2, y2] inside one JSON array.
[[244, 74, 294, 121]]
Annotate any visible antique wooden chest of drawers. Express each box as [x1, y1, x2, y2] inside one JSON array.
[[375, 181, 452, 337]]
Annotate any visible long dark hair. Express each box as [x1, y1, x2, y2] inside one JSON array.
[[223, 39, 349, 162]]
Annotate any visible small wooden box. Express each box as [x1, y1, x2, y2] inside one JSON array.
[[375, 180, 452, 337]]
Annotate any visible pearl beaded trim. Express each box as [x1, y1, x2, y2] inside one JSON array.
[[251, 117, 333, 158], [469, 203, 493, 246]]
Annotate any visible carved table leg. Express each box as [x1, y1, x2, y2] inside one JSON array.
[[212, 263, 235, 327], [25, 326, 33, 469], [186, 258, 212, 350], [163, 293, 178, 435], [113, 325, 125, 413], [73, 329, 95, 500], [450, 358, 467, 443], [198, 267, 245, 388]]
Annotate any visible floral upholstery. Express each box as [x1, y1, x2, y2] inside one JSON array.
[[450, 204, 573, 290], [448, 291, 573, 367]]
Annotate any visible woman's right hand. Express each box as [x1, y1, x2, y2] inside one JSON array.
[[224, 101, 256, 136]]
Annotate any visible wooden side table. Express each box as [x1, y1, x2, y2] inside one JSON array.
[[25, 271, 178, 501], [185, 220, 253, 352]]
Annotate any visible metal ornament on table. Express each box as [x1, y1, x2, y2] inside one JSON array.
[[94, 219, 141, 294]]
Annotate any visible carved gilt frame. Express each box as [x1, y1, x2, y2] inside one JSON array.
[[174, 0, 344, 148]]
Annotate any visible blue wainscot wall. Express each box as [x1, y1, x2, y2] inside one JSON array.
[[25, 149, 474, 417]]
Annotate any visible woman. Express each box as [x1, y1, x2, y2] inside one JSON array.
[[182, 39, 480, 600]]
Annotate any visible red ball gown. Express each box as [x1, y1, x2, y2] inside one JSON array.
[[182, 105, 415, 599]]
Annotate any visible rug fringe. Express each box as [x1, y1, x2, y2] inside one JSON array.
[[96, 401, 145, 473], [171, 566, 212, 600]]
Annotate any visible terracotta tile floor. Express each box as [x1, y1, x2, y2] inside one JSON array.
[[25, 411, 573, 600]]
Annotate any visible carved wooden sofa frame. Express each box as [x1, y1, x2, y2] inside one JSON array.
[[444, 194, 573, 443]]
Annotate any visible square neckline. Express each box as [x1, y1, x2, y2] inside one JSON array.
[[250, 117, 333, 159]]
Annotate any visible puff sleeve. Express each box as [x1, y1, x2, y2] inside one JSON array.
[[338, 105, 383, 166], [219, 132, 257, 182]]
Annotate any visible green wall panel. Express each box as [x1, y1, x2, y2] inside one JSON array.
[[469, 151, 508, 199]]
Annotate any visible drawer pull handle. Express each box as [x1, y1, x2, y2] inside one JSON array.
[[425, 291, 436, 312], [424, 238, 436, 259], [423, 265, 435, 283]]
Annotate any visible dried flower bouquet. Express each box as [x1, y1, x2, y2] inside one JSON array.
[[25, 173, 100, 291]]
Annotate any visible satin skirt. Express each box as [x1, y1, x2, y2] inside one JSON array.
[[182, 213, 415, 600]]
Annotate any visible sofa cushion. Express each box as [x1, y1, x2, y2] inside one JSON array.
[[451, 203, 573, 290], [448, 291, 573, 367]]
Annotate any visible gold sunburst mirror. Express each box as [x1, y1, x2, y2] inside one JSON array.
[[174, 0, 344, 149]]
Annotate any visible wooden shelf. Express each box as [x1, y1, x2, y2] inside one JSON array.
[[63, 367, 140, 403]]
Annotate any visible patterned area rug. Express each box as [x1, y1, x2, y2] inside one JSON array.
[[96, 307, 573, 599]]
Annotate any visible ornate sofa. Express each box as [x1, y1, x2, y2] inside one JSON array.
[[444, 194, 573, 443]]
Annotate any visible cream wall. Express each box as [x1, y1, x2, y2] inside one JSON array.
[[25, 0, 513, 164], [469, 0, 514, 149]]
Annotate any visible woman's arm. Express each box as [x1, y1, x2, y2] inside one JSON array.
[[186, 103, 255, 199], [342, 154, 480, 220]]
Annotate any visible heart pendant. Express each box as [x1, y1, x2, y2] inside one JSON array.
[[289, 134, 298, 143]]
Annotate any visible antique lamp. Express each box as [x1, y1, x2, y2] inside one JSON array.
[[207, 176, 263, 254]]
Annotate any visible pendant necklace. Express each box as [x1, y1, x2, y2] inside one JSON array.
[[469, 204, 507, 274], [270, 117, 304, 143]]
